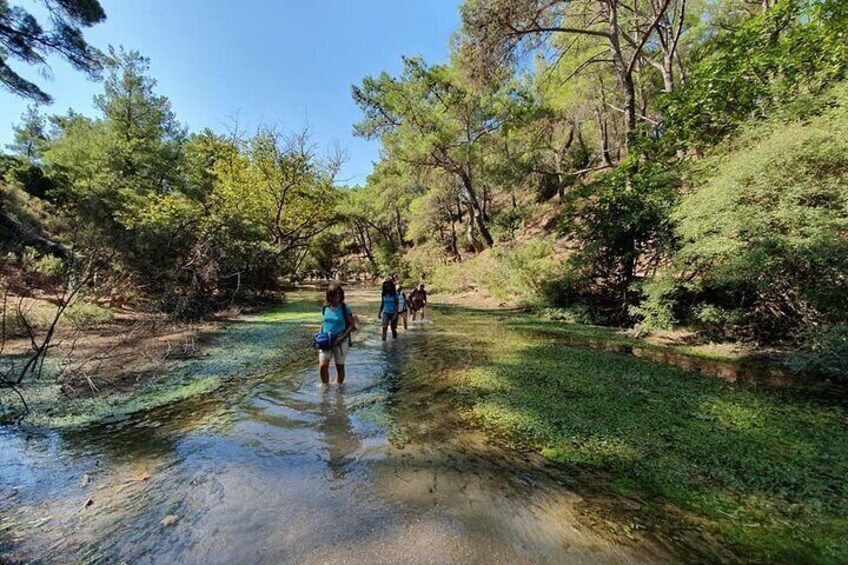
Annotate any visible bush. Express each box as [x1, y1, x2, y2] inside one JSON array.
[[64, 302, 114, 329], [548, 162, 680, 325], [489, 203, 536, 241], [32, 255, 65, 279], [490, 239, 562, 306], [787, 324, 848, 381], [537, 305, 593, 324], [663, 0, 848, 151], [630, 276, 680, 331], [670, 82, 848, 340]]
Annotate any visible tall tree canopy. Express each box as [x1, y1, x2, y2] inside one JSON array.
[[0, 0, 106, 102], [353, 57, 519, 247]]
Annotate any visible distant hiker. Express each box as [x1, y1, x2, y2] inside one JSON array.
[[409, 283, 428, 321], [396, 284, 409, 330], [316, 282, 355, 385], [378, 278, 399, 341]]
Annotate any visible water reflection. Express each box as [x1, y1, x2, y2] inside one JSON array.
[[318, 388, 361, 480]]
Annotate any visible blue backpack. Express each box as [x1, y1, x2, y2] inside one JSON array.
[[314, 303, 350, 351]]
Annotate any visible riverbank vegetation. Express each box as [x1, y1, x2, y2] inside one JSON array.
[[335, 0, 848, 379]]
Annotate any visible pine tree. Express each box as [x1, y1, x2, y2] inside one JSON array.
[[0, 0, 106, 103]]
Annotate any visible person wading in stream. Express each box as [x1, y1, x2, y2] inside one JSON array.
[[378, 278, 399, 341], [318, 283, 356, 385], [409, 283, 428, 321], [396, 284, 409, 330]]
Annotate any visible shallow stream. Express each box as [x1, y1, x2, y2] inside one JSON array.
[[1, 291, 676, 563]]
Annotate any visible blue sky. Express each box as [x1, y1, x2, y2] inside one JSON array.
[[0, 0, 461, 185]]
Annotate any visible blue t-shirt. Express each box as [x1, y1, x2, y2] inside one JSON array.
[[397, 292, 406, 312], [381, 293, 398, 314], [322, 303, 352, 335]]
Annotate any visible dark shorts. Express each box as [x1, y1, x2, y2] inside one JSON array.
[[381, 312, 398, 329]]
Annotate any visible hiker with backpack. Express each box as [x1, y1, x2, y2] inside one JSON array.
[[315, 282, 356, 385], [409, 283, 428, 321], [378, 278, 399, 341]]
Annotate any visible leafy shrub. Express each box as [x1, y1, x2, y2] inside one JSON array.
[[489, 203, 536, 241], [3, 303, 57, 338], [630, 276, 680, 331], [671, 82, 848, 340], [64, 302, 114, 329], [787, 324, 848, 381], [32, 255, 65, 279], [537, 305, 593, 324], [663, 0, 848, 151], [490, 239, 561, 306], [550, 162, 680, 325]]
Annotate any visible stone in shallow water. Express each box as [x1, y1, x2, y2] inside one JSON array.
[[161, 515, 179, 526]]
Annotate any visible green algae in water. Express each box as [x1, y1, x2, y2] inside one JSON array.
[[454, 323, 848, 564], [3, 301, 321, 428]]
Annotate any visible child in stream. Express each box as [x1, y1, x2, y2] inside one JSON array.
[[318, 282, 356, 386], [378, 278, 399, 341]]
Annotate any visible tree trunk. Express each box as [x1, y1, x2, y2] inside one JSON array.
[[459, 172, 494, 247], [394, 207, 405, 247], [608, 5, 637, 147], [448, 205, 460, 260], [675, 51, 687, 87], [354, 222, 376, 269], [661, 55, 675, 93], [0, 208, 70, 260], [464, 203, 485, 253], [596, 109, 613, 168]]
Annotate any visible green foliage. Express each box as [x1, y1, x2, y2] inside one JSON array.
[[353, 57, 525, 248], [630, 276, 681, 331], [663, 0, 848, 151], [0, 0, 106, 103], [8, 49, 342, 319], [7, 161, 58, 200], [63, 302, 113, 329], [668, 82, 848, 339], [6, 105, 48, 160], [31, 255, 64, 279], [301, 231, 347, 279], [787, 325, 848, 381], [416, 239, 564, 308], [491, 239, 562, 306], [489, 203, 536, 241], [536, 305, 593, 325], [551, 162, 680, 324]]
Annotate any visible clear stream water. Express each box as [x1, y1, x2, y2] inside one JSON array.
[[1, 291, 674, 564]]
